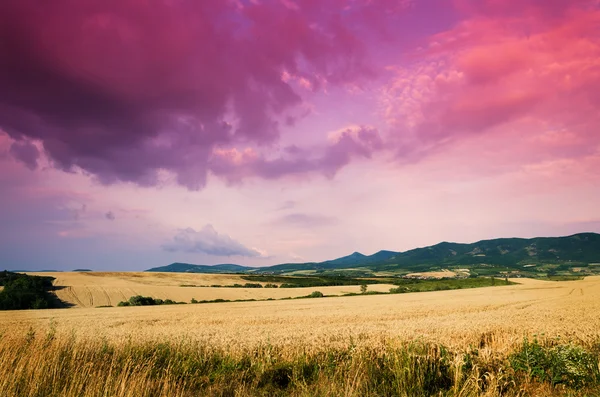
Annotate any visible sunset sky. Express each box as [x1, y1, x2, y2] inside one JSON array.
[[1, 0, 599, 271]]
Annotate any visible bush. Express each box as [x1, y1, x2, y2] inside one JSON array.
[[0, 272, 57, 310], [243, 283, 263, 288], [308, 291, 324, 298], [117, 295, 185, 307], [128, 295, 157, 306]]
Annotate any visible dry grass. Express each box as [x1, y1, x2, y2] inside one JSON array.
[[6, 330, 597, 397], [26, 272, 394, 308]]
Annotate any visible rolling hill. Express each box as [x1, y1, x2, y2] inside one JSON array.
[[146, 232, 600, 277]]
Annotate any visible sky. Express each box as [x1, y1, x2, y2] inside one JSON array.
[[1, 0, 599, 271]]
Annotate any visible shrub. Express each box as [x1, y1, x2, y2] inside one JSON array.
[[308, 291, 324, 298], [117, 296, 185, 307], [243, 283, 263, 288], [128, 295, 157, 306], [280, 283, 297, 288]]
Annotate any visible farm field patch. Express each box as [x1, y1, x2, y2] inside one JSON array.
[[26, 272, 395, 308]]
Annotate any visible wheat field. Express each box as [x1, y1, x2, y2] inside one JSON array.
[[4, 275, 599, 351], [26, 271, 395, 308], [2, 275, 600, 396]]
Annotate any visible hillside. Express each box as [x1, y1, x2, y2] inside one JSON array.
[[356, 232, 600, 276], [147, 233, 600, 278]]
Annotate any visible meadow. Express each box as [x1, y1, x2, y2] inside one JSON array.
[[1, 275, 599, 395]]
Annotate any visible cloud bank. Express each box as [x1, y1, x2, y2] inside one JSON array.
[[162, 225, 262, 257]]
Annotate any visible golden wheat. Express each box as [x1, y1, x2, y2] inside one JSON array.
[[25, 271, 395, 308], [3, 276, 600, 354]]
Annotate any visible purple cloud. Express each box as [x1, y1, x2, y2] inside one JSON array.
[[8, 140, 39, 170], [210, 126, 384, 183], [0, 0, 397, 190]]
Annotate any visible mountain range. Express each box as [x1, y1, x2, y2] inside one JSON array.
[[146, 232, 600, 277]]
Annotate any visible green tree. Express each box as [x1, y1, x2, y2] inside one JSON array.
[[360, 284, 368, 294]]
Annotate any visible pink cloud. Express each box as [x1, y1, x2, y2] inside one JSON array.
[[0, 0, 399, 190], [384, 0, 600, 168], [454, 0, 593, 20]]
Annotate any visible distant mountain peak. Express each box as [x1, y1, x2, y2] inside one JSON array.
[[145, 232, 600, 276]]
